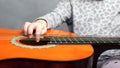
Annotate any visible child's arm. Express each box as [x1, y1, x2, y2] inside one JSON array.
[[22, 0, 72, 42], [36, 0, 72, 28]]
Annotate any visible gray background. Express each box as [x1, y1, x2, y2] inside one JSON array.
[[0, 0, 68, 30]]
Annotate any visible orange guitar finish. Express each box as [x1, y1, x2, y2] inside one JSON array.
[[0, 28, 93, 61]]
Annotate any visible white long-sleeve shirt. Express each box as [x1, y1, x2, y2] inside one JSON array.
[[38, 0, 120, 37]]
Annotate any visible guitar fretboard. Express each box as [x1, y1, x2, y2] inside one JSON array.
[[45, 36, 120, 44], [21, 36, 120, 45]]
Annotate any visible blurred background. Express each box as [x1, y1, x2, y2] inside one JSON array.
[[0, 0, 68, 30]]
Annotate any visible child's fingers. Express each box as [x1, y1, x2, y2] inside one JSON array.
[[23, 22, 31, 35]]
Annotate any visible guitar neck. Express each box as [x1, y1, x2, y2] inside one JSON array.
[[45, 36, 120, 44], [21, 36, 120, 45]]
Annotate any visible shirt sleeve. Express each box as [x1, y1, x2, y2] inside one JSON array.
[[36, 0, 72, 28]]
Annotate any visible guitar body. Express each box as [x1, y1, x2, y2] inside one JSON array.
[[0, 28, 94, 68]]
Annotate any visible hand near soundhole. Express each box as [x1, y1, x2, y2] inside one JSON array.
[[22, 19, 48, 42]]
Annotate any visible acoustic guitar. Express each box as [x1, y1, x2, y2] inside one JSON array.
[[0, 28, 119, 68]]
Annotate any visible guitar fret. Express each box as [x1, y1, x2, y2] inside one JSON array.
[[80, 38, 86, 43], [105, 38, 114, 43], [83, 37, 92, 43], [62, 37, 69, 43], [103, 38, 115, 43], [73, 37, 79, 43], [87, 37, 99, 44], [50, 37, 57, 44], [64, 37, 68, 43], [70, 37, 79, 44], [71, 37, 80, 43], [56, 37, 62, 43], [88, 37, 97, 44], [111, 38, 120, 43], [91, 38, 99, 43], [67, 37, 74, 43], [94, 38, 105, 43], [69, 37, 74, 43], [83, 37, 95, 43], [78, 38, 85, 43], [70, 37, 75, 43], [59, 37, 67, 43], [87, 37, 98, 43], [101, 38, 108, 43]]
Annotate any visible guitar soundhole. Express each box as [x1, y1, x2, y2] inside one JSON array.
[[19, 38, 50, 46]]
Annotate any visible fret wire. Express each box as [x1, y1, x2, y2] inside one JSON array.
[[71, 37, 78, 43], [69, 37, 74, 43], [47, 36, 53, 44], [73, 37, 79, 43], [78, 37, 85, 43], [87, 37, 93, 43], [59, 37, 66, 43], [106, 38, 113, 43], [67, 37, 73, 43], [51, 37, 56, 42], [84, 37, 95, 43], [70, 37, 78, 43], [102, 38, 118, 44], [57, 37, 62, 43], [83, 37, 92, 43], [86, 37, 97, 43], [64, 37, 69, 42], [99, 38, 106, 43], [51, 37, 57, 43], [114, 38, 120, 43], [74, 37, 83, 43], [88, 37, 96, 43], [91, 37, 99, 43], [62, 37, 68, 43], [103, 38, 113, 43], [54, 37, 59, 42], [96, 37, 106, 43], [108, 38, 115, 43], [61, 37, 69, 43]]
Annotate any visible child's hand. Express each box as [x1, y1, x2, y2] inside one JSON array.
[[22, 19, 47, 42]]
